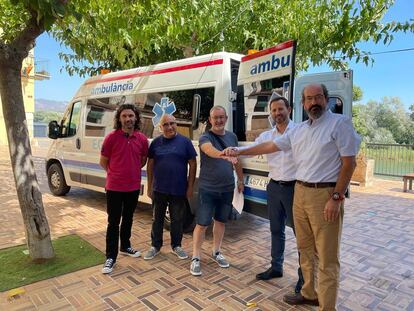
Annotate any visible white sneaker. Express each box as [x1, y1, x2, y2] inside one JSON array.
[[102, 258, 116, 274], [190, 258, 202, 276], [212, 251, 230, 268]]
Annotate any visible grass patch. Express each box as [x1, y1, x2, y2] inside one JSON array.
[[0, 234, 105, 292]]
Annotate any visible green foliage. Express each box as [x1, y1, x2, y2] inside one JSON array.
[[353, 97, 414, 144], [0, 0, 29, 43], [409, 104, 414, 121], [47, 0, 414, 76], [34, 110, 63, 123], [1, 0, 413, 76], [352, 104, 369, 137], [0, 0, 75, 43], [353, 85, 363, 102], [0, 234, 105, 292]]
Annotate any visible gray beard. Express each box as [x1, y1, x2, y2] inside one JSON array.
[[307, 107, 325, 120]]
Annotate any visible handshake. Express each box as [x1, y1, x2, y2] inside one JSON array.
[[220, 147, 240, 164]]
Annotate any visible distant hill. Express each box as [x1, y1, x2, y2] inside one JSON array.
[[35, 98, 68, 112]]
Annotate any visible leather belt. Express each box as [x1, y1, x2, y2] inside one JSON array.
[[296, 180, 336, 188], [270, 179, 296, 186]]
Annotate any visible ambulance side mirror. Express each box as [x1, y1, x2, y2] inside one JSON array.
[[192, 94, 201, 130], [48, 120, 60, 139]]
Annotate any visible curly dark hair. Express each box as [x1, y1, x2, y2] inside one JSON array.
[[113, 103, 141, 130]]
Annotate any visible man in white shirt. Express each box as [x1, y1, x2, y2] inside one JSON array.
[[222, 84, 361, 310], [250, 95, 303, 294]]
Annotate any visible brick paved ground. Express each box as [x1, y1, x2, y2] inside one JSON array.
[[0, 146, 413, 310]]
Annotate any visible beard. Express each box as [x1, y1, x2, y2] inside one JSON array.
[[122, 120, 135, 129], [306, 105, 324, 120], [274, 114, 288, 124]]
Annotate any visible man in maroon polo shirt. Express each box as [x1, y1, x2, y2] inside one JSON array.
[[100, 103, 148, 274]]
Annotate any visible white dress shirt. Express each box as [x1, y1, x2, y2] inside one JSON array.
[[254, 120, 297, 181], [274, 111, 361, 183]]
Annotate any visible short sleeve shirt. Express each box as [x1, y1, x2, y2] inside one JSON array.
[[148, 134, 197, 196], [274, 111, 361, 182], [101, 129, 148, 192], [198, 130, 238, 192]]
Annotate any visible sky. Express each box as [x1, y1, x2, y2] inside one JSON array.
[[34, 0, 414, 110]]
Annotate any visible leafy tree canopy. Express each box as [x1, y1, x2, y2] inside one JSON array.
[[2, 0, 413, 77], [353, 97, 414, 144], [409, 104, 414, 121], [353, 85, 363, 102]]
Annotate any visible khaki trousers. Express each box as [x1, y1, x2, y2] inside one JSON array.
[[293, 183, 344, 311]]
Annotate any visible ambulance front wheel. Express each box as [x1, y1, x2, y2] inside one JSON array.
[[164, 200, 195, 234], [47, 163, 71, 196]]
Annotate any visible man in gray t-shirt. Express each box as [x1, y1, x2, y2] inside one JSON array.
[[190, 106, 244, 276], [198, 131, 237, 192]]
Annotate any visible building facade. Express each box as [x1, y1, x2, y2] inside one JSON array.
[[0, 50, 49, 145]]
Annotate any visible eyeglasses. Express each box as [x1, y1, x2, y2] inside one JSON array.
[[162, 121, 176, 127], [211, 116, 226, 120], [304, 94, 325, 102]]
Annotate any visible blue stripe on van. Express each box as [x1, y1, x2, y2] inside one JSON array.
[[62, 159, 148, 177], [243, 186, 267, 204]]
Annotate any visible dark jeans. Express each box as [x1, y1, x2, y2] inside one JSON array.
[[106, 190, 139, 261], [267, 180, 303, 288], [151, 191, 186, 250]]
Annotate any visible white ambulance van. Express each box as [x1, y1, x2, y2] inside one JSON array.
[[46, 40, 352, 219]]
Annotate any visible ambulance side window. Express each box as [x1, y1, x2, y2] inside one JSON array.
[[138, 87, 214, 140], [61, 101, 81, 137], [328, 97, 343, 114], [85, 102, 115, 137]]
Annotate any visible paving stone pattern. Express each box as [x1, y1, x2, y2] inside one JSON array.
[[0, 146, 413, 310]]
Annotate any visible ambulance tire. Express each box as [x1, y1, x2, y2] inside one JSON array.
[[47, 163, 71, 196], [163, 201, 195, 234]]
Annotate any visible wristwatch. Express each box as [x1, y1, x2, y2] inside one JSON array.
[[332, 192, 345, 201]]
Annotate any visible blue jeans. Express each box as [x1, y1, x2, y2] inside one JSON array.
[[196, 188, 233, 226]]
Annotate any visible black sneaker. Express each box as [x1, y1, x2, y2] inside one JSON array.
[[120, 247, 141, 258], [102, 258, 115, 274]]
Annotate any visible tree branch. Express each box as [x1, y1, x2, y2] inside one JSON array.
[[10, 8, 50, 61]]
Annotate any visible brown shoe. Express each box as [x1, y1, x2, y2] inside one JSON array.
[[283, 292, 319, 306]]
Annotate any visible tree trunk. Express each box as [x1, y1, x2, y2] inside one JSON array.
[[0, 49, 54, 260]]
